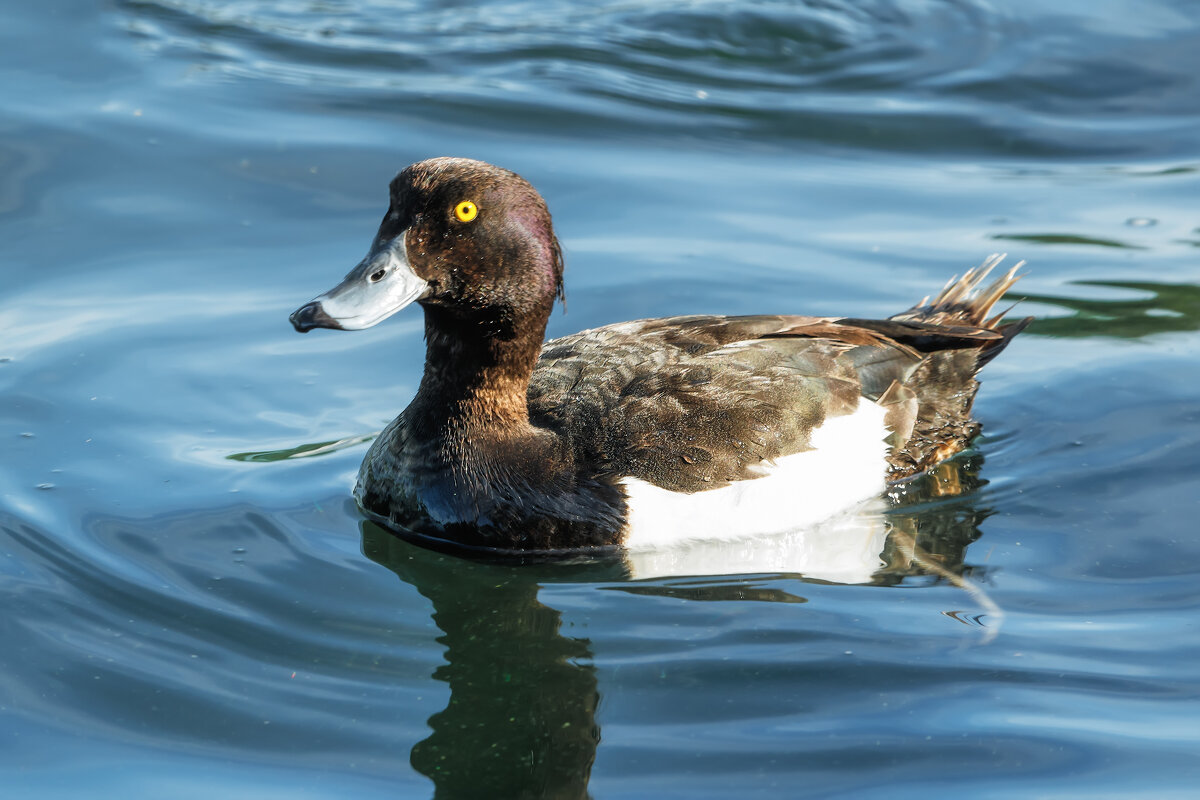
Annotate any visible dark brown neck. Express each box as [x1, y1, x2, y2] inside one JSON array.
[[409, 303, 549, 433]]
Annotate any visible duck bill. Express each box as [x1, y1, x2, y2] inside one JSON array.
[[290, 234, 429, 332]]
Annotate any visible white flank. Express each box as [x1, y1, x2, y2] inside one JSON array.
[[620, 398, 890, 552]]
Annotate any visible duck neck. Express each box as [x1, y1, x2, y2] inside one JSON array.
[[410, 303, 547, 434]]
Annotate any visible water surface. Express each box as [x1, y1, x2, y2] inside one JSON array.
[[3, 0, 1199, 797]]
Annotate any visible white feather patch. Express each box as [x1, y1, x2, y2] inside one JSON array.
[[619, 398, 889, 551]]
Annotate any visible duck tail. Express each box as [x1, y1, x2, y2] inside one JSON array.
[[878, 256, 1033, 479], [892, 254, 1032, 367], [894, 253, 1024, 328]]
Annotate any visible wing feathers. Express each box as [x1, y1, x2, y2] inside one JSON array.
[[529, 262, 1027, 491]]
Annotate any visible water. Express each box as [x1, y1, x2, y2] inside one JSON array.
[[3, 0, 1199, 796]]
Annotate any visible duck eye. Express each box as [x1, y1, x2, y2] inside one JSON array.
[[454, 200, 478, 223], [369, 269, 387, 282]]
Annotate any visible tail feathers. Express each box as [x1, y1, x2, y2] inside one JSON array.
[[976, 311, 1032, 368], [881, 255, 1032, 479], [895, 254, 1026, 330], [893, 254, 1032, 368]]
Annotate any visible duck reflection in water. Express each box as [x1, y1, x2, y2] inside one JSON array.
[[361, 454, 992, 798], [362, 525, 616, 799]]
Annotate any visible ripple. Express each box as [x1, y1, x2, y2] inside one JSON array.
[[117, 0, 1200, 156], [227, 432, 376, 462], [992, 232, 1146, 249], [1022, 280, 1200, 338]]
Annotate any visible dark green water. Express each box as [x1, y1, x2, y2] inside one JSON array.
[[3, 1, 1199, 797]]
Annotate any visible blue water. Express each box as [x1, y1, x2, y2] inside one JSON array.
[[3, 1, 1200, 797]]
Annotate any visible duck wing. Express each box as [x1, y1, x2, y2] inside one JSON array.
[[528, 314, 920, 492], [528, 261, 1029, 490]]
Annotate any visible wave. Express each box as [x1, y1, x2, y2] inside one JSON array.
[[118, 0, 1200, 157]]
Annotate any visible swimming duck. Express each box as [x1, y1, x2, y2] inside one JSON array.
[[290, 157, 1029, 553]]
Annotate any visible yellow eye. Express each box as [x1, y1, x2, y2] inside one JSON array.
[[454, 200, 478, 223]]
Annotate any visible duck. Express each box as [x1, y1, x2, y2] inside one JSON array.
[[290, 157, 1029, 553]]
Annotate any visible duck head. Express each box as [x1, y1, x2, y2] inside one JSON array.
[[290, 157, 564, 335]]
